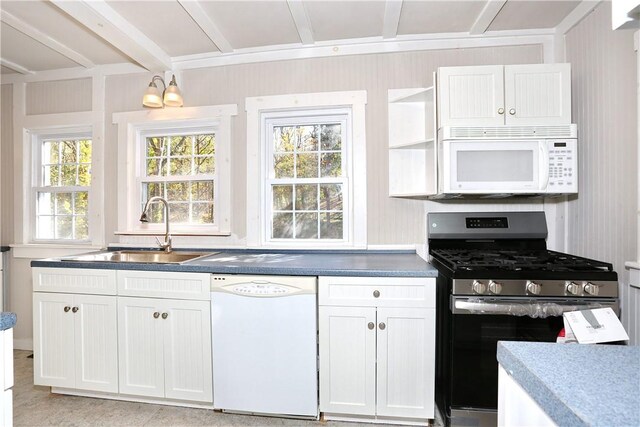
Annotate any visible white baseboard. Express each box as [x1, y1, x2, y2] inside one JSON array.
[[14, 339, 33, 351]]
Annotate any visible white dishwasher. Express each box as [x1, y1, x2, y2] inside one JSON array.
[[210, 274, 318, 418]]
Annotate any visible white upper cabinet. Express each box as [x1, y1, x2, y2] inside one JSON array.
[[438, 64, 571, 127]]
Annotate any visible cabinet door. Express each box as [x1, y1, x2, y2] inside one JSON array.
[[33, 293, 75, 387], [117, 297, 164, 397], [376, 307, 435, 418], [438, 65, 505, 127], [162, 299, 212, 402], [504, 64, 571, 125], [319, 306, 376, 415], [74, 295, 118, 393]]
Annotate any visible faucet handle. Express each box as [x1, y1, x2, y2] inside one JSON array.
[[154, 236, 163, 249]]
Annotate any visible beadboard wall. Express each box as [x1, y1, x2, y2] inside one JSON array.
[[1, 84, 12, 247], [564, 4, 637, 277]]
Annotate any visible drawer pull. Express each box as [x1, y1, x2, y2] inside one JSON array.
[[153, 312, 160, 319], [368, 322, 375, 330], [64, 306, 71, 313], [379, 322, 386, 330], [373, 290, 380, 298], [162, 312, 168, 319], [72, 307, 79, 313]]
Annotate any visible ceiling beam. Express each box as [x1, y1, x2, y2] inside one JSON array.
[[0, 58, 34, 74], [1, 11, 95, 68], [177, 0, 233, 53], [382, 0, 403, 39], [469, 0, 507, 35], [287, 0, 314, 45], [555, 0, 601, 35], [49, 0, 172, 72]]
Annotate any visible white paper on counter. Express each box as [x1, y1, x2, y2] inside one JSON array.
[[563, 307, 629, 344]]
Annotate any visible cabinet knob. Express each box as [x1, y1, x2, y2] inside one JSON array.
[[498, 107, 505, 114], [162, 312, 168, 319], [373, 290, 380, 298], [368, 322, 375, 330], [153, 312, 160, 319], [509, 108, 516, 115], [379, 322, 386, 330], [64, 306, 71, 312], [72, 307, 79, 313]]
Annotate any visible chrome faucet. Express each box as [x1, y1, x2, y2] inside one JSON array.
[[139, 196, 172, 253]]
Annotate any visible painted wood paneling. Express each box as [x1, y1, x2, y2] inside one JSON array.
[[1, 84, 13, 246], [26, 78, 92, 115], [564, 4, 637, 277]]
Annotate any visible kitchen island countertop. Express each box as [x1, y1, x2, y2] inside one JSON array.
[[0, 312, 16, 331], [31, 249, 439, 278], [497, 341, 640, 427]]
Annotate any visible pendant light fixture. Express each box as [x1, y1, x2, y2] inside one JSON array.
[[142, 74, 183, 108]]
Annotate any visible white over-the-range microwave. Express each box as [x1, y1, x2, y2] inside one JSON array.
[[435, 125, 578, 198]]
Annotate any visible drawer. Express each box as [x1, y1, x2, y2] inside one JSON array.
[[33, 268, 117, 295], [117, 270, 211, 300], [319, 276, 435, 308]]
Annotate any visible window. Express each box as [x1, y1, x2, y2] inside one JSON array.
[[33, 133, 92, 241], [246, 91, 367, 248], [266, 113, 347, 241], [140, 131, 216, 226]]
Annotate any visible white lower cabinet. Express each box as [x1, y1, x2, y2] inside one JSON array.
[[117, 297, 212, 403], [319, 276, 436, 422], [33, 293, 118, 392]]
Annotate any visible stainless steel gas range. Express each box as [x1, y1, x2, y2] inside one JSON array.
[[427, 211, 619, 427]]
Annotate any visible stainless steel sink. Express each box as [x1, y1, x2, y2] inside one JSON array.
[[62, 250, 217, 264]]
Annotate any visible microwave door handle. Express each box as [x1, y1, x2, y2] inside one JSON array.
[[539, 142, 550, 190]]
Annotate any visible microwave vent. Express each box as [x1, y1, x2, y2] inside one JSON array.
[[441, 125, 577, 139]]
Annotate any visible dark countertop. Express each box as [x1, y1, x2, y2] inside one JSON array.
[[497, 341, 640, 427], [31, 249, 438, 278], [0, 312, 16, 331]]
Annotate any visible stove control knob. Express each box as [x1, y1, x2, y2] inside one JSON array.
[[488, 280, 503, 295], [584, 282, 600, 296], [472, 280, 487, 294], [526, 281, 542, 295], [565, 281, 581, 295]]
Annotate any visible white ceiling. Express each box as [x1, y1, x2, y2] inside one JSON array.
[[0, 0, 586, 76]]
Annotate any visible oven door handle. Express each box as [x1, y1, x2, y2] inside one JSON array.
[[452, 298, 617, 318]]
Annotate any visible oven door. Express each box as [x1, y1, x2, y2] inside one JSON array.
[[442, 139, 547, 193], [448, 296, 618, 413]]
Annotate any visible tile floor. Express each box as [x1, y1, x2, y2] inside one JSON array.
[[12, 350, 424, 427]]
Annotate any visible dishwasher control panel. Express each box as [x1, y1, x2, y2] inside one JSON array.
[[233, 283, 290, 296], [211, 275, 317, 297]]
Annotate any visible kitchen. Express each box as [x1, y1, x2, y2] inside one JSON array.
[[0, 0, 638, 426]]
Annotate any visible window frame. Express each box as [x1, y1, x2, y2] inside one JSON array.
[[30, 127, 94, 244], [263, 109, 351, 243], [246, 91, 367, 249]]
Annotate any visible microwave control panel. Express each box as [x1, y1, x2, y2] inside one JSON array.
[[547, 140, 577, 192]]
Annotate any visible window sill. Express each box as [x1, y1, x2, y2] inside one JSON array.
[[115, 230, 232, 237], [11, 243, 103, 259]]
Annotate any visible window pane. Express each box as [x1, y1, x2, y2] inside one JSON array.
[[147, 202, 165, 223], [296, 184, 318, 211], [272, 185, 293, 211], [195, 134, 215, 155], [295, 126, 318, 152], [169, 203, 189, 223], [75, 216, 89, 240], [60, 141, 78, 163], [169, 158, 192, 176], [274, 154, 294, 178], [191, 181, 214, 201], [56, 193, 73, 215], [43, 165, 60, 186], [320, 212, 343, 239], [78, 165, 91, 186], [321, 124, 342, 151], [79, 140, 92, 163], [195, 156, 214, 174], [146, 158, 165, 177], [144, 182, 165, 200], [146, 137, 166, 157], [273, 212, 293, 238], [274, 127, 295, 152], [296, 153, 318, 178], [37, 192, 54, 215], [170, 136, 192, 156], [167, 182, 189, 201], [60, 165, 77, 186], [295, 212, 318, 239], [74, 192, 88, 215], [192, 203, 214, 224], [37, 216, 54, 239], [321, 153, 342, 177], [320, 184, 343, 211], [42, 141, 59, 164], [55, 216, 73, 239]]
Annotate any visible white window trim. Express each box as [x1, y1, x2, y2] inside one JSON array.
[[112, 105, 237, 236], [246, 91, 367, 248], [31, 128, 93, 244]]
